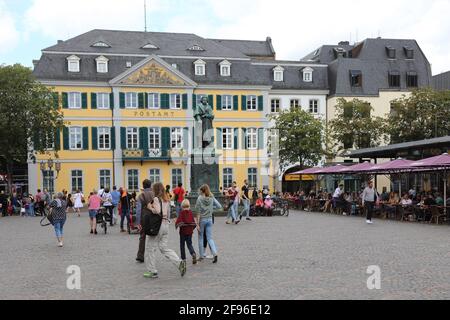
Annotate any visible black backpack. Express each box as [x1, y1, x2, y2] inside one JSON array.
[[143, 197, 163, 236]]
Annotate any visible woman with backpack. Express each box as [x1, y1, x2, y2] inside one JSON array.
[[195, 184, 222, 263], [143, 182, 185, 279]]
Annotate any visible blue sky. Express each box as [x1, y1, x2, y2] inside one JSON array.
[[1, 0, 450, 75]]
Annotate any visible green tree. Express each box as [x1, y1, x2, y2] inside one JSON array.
[[387, 88, 450, 143], [271, 108, 324, 170], [0, 64, 64, 193], [329, 98, 386, 154]]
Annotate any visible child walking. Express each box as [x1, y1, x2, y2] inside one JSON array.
[[175, 199, 198, 265]]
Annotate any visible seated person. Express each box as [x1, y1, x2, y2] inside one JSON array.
[[255, 194, 264, 216], [435, 193, 444, 206], [264, 196, 274, 216], [400, 194, 412, 207]]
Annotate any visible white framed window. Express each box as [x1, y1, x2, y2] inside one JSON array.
[[71, 170, 83, 192], [309, 99, 319, 114], [127, 169, 139, 192], [96, 56, 109, 73], [290, 99, 300, 109], [97, 93, 110, 109], [148, 93, 160, 109], [171, 168, 183, 189], [222, 128, 233, 150], [98, 127, 111, 150], [223, 168, 233, 189], [171, 127, 183, 149], [69, 127, 82, 150], [246, 95, 257, 111], [247, 128, 258, 150], [303, 67, 314, 82], [99, 169, 111, 189], [148, 127, 161, 150], [194, 59, 206, 76], [273, 66, 284, 82], [170, 93, 182, 109], [271, 99, 280, 113], [188, 45, 204, 51], [219, 60, 231, 77], [149, 169, 161, 184], [68, 92, 82, 109], [248, 168, 258, 188], [222, 95, 233, 110], [126, 127, 138, 150], [67, 55, 80, 72], [43, 170, 55, 194], [44, 132, 55, 150], [125, 92, 138, 109]]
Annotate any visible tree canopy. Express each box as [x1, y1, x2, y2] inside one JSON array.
[[0, 64, 64, 192]]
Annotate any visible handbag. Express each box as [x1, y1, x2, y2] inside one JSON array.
[[143, 197, 163, 236], [40, 207, 53, 226]]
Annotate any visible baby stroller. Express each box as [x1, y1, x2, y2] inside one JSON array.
[[127, 202, 140, 235], [96, 206, 112, 234]]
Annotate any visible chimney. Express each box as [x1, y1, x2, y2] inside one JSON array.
[[266, 36, 276, 59]]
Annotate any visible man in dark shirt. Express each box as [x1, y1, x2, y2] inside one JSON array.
[[239, 180, 251, 222], [135, 179, 155, 263], [0, 191, 8, 217]]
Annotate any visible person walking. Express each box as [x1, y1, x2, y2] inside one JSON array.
[[49, 192, 67, 247], [101, 188, 114, 226], [135, 179, 154, 263], [88, 190, 101, 234], [239, 180, 251, 221], [175, 199, 197, 265], [73, 190, 84, 217], [111, 186, 121, 226], [120, 188, 132, 233], [226, 182, 239, 224], [362, 180, 378, 224], [0, 190, 8, 217], [34, 189, 44, 216], [195, 184, 221, 263], [173, 182, 185, 218], [66, 194, 74, 213], [143, 182, 185, 279]]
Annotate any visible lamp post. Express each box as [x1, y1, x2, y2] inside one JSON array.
[[40, 159, 61, 199]]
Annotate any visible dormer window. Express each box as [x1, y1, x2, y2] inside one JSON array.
[[67, 55, 80, 73], [142, 42, 159, 49], [219, 60, 231, 77], [194, 59, 206, 76], [273, 66, 284, 82], [95, 56, 109, 73], [404, 46, 414, 59], [188, 44, 205, 51], [91, 41, 110, 48], [350, 70, 362, 87], [386, 46, 396, 59], [302, 67, 314, 82]]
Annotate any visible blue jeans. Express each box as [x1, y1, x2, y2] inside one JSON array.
[[227, 201, 237, 221], [175, 202, 181, 217], [198, 218, 217, 258], [180, 234, 196, 260], [53, 220, 66, 238], [240, 199, 250, 218], [120, 207, 130, 229]]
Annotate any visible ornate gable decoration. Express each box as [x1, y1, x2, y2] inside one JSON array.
[[120, 61, 187, 86]]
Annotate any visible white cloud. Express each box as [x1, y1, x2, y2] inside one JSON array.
[[0, 0, 20, 55]]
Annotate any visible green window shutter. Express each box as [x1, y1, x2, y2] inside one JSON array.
[[183, 127, 189, 151], [82, 127, 89, 150], [139, 127, 149, 157], [63, 127, 69, 150], [119, 93, 125, 109], [91, 93, 97, 109], [192, 94, 197, 109], [161, 94, 170, 109], [54, 128, 61, 151], [216, 128, 222, 150], [91, 127, 98, 150], [120, 127, 126, 149], [62, 93, 68, 109], [144, 93, 149, 109], [161, 127, 171, 157], [182, 94, 188, 109], [111, 127, 116, 150], [81, 93, 88, 109], [242, 128, 247, 150], [240, 95, 246, 111], [138, 93, 145, 109], [208, 95, 214, 109], [258, 95, 264, 111], [234, 128, 239, 150], [216, 95, 222, 110], [52, 93, 59, 109], [258, 128, 264, 149], [109, 93, 114, 110]]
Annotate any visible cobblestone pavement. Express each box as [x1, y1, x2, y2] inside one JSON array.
[[0, 210, 449, 300]]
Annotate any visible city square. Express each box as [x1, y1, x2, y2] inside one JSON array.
[[1, 211, 449, 300]]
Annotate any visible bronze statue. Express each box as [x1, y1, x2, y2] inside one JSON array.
[[194, 96, 214, 149]]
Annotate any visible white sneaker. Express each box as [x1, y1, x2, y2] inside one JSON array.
[[205, 255, 214, 259], [366, 220, 371, 224], [343, 212, 347, 216], [58, 242, 63, 247]]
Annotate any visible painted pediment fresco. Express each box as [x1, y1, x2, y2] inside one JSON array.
[[119, 60, 188, 86]]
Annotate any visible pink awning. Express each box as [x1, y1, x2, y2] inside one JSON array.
[[360, 159, 414, 173], [334, 161, 374, 174], [290, 167, 323, 175], [409, 153, 450, 168]]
